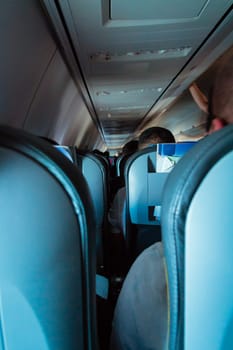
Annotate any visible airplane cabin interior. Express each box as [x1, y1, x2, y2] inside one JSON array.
[[0, 1, 233, 350]]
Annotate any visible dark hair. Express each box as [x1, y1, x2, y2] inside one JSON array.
[[138, 127, 175, 149], [122, 140, 138, 154], [103, 150, 109, 157]]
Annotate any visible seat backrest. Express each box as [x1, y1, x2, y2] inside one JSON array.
[[161, 125, 233, 350], [116, 154, 133, 179], [54, 145, 74, 162], [124, 142, 197, 264], [126, 146, 170, 225], [123, 146, 164, 262], [116, 154, 124, 177], [126, 146, 168, 226], [0, 126, 97, 350], [74, 150, 108, 269], [126, 142, 196, 226]]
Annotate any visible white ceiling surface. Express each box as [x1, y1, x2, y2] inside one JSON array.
[[57, 0, 232, 148]]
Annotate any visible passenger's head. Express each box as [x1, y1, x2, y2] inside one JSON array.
[[138, 127, 175, 150], [207, 47, 233, 133], [122, 140, 138, 155], [103, 150, 110, 157]]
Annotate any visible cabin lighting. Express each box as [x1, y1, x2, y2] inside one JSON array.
[[99, 105, 150, 112], [96, 87, 162, 96]]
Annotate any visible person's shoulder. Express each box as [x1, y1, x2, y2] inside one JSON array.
[[112, 186, 126, 203], [136, 241, 163, 262], [127, 242, 164, 279], [117, 186, 126, 197]]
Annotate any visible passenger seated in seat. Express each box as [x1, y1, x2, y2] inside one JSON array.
[[110, 48, 233, 350]]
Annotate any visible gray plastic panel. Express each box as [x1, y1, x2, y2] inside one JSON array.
[[0, 0, 56, 127], [111, 0, 207, 20]]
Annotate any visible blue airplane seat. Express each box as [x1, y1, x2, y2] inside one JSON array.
[[116, 154, 131, 178], [161, 124, 233, 350], [0, 126, 98, 350], [124, 142, 196, 266], [74, 150, 109, 271], [116, 154, 124, 177], [124, 146, 164, 263]]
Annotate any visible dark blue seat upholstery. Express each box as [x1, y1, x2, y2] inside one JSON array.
[[74, 151, 109, 271], [124, 146, 164, 263], [126, 146, 169, 225], [161, 124, 233, 349], [124, 143, 196, 265], [0, 126, 97, 350], [116, 154, 124, 177]]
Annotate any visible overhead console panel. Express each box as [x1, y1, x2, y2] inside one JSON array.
[[110, 0, 208, 21]]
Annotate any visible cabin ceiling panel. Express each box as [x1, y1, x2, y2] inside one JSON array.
[[88, 57, 193, 79], [0, 0, 56, 127], [92, 93, 159, 111], [56, 0, 232, 147], [110, 0, 208, 21], [100, 112, 144, 120], [25, 50, 103, 149]]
